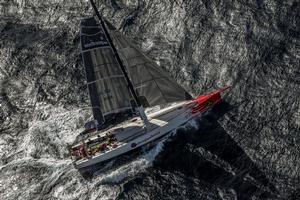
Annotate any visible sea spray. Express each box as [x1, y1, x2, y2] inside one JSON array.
[[92, 138, 166, 185]]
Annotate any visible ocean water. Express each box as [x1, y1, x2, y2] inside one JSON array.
[[0, 0, 299, 199]]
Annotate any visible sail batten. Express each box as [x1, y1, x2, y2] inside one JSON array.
[[81, 47, 112, 53], [86, 75, 125, 84]]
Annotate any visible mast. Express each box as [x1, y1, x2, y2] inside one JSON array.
[[89, 0, 141, 107], [89, 0, 150, 128]]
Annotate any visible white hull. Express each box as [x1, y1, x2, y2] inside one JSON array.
[[73, 101, 194, 169]]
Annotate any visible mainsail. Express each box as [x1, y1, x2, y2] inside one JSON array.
[[109, 28, 193, 107], [80, 17, 135, 123], [80, 13, 192, 124]]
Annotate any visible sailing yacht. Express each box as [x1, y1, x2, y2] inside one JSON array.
[[70, 0, 230, 171]]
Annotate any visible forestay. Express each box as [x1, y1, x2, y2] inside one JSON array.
[[109, 28, 193, 107], [80, 17, 135, 123]]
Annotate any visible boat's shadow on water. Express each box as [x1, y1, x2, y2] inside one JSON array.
[[154, 102, 279, 200]]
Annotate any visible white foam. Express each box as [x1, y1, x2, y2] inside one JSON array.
[[93, 138, 166, 184]]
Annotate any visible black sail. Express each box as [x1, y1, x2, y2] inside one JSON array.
[[80, 17, 135, 123], [109, 29, 193, 107]]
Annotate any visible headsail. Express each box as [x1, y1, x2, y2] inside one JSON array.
[[109, 29, 193, 107], [80, 17, 135, 123]]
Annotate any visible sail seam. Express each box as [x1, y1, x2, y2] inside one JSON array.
[[144, 63, 168, 104], [81, 46, 112, 53], [134, 76, 170, 87], [86, 75, 125, 85], [80, 30, 104, 36], [93, 62, 118, 70]]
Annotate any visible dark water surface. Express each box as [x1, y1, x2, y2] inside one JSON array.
[[0, 0, 299, 199]]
